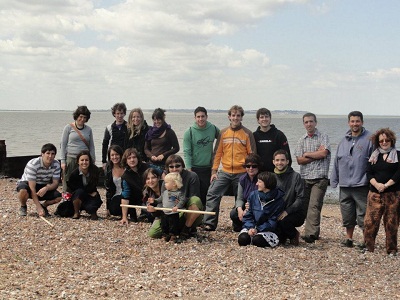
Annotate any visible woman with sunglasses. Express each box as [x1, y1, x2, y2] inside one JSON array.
[[364, 128, 400, 255], [147, 154, 203, 241], [230, 154, 262, 232]]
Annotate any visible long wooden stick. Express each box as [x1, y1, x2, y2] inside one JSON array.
[[40, 216, 55, 227], [120, 204, 216, 215]]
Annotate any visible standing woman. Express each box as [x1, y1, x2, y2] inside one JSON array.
[[144, 108, 179, 171], [60, 105, 95, 192], [120, 148, 149, 225], [125, 108, 149, 162], [104, 145, 125, 217], [67, 150, 102, 220], [364, 128, 400, 255]]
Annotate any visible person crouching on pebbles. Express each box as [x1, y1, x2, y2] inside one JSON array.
[[238, 171, 285, 248], [17, 143, 62, 217], [148, 172, 186, 242]]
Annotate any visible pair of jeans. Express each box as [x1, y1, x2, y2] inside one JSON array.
[[203, 171, 243, 229]]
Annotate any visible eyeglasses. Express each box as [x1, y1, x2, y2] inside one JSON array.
[[168, 164, 182, 169], [244, 164, 258, 169], [379, 139, 390, 144]]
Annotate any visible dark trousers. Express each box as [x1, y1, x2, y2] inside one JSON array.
[[238, 232, 270, 247], [364, 191, 400, 253], [230, 206, 245, 232], [192, 167, 212, 206], [277, 211, 306, 242], [161, 212, 180, 236]]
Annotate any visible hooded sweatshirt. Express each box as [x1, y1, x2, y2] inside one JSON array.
[[330, 127, 373, 188], [253, 125, 291, 172], [183, 121, 219, 169]]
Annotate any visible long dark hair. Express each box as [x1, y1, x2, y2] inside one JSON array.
[[107, 145, 124, 168], [76, 150, 99, 184]]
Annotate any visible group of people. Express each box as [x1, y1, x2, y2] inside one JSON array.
[[16, 104, 400, 255]]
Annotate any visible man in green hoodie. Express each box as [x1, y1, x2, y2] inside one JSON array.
[[183, 107, 219, 205]]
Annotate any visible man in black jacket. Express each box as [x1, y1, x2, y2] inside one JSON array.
[[273, 150, 307, 246]]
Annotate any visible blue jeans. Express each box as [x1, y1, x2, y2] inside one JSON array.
[[203, 171, 244, 229]]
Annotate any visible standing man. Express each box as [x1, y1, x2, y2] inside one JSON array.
[[202, 105, 256, 231], [102, 102, 128, 169], [17, 143, 62, 217], [330, 111, 372, 247], [273, 150, 307, 246], [253, 108, 291, 172], [183, 107, 219, 206], [294, 113, 331, 243]]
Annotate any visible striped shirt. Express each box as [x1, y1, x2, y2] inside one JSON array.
[[294, 129, 331, 180], [19, 157, 61, 184]]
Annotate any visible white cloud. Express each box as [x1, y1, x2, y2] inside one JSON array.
[[366, 68, 400, 80]]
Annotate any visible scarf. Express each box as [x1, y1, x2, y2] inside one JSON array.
[[274, 166, 288, 175], [368, 147, 398, 164], [145, 122, 171, 141]]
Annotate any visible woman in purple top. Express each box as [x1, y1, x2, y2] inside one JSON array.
[[144, 108, 179, 171], [230, 154, 262, 232]]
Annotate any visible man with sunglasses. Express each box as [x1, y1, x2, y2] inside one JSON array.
[[330, 111, 372, 248], [202, 105, 256, 231]]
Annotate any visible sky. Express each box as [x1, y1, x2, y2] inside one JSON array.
[[1, 0, 399, 115]]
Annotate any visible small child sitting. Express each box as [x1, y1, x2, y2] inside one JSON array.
[[151, 173, 186, 242]]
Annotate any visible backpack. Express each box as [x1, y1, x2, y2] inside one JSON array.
[[55, 201, 74, 218]]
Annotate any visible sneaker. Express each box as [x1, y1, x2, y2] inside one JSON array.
[[41, 204, 50, 217], [201, 224, 215, 232], [355, 242, 366, 250], [341, 239, 354, 248], [163, 234, 171, 242], [388, 251, 397, 257], [90, 213, 98, 220], [19, 206, 27, 216], [302, 235, 317, 244]]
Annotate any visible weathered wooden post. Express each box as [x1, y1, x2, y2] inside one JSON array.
[[0, 140, 6, 175]]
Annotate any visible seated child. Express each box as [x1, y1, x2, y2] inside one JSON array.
[[238, 171, 285, 248]]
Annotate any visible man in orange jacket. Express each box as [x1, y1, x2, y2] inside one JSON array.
[[202, 105, 256, 231]]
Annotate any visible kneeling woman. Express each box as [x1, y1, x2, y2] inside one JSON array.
[[67, 150, 102, 220], [120, 148, 149, 225], [238, 171, 285, 248]]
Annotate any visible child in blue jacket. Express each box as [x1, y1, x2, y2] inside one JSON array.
[[238, 171, 285, 247]]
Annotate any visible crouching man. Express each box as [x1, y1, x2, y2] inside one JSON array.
[[17, 143, 62, 217]]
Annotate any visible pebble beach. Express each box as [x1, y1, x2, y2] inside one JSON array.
[[1, 177, 400, 299]]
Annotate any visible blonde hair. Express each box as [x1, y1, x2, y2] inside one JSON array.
[[164, 172, 183, 189], [127, 108, 145, 139]]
